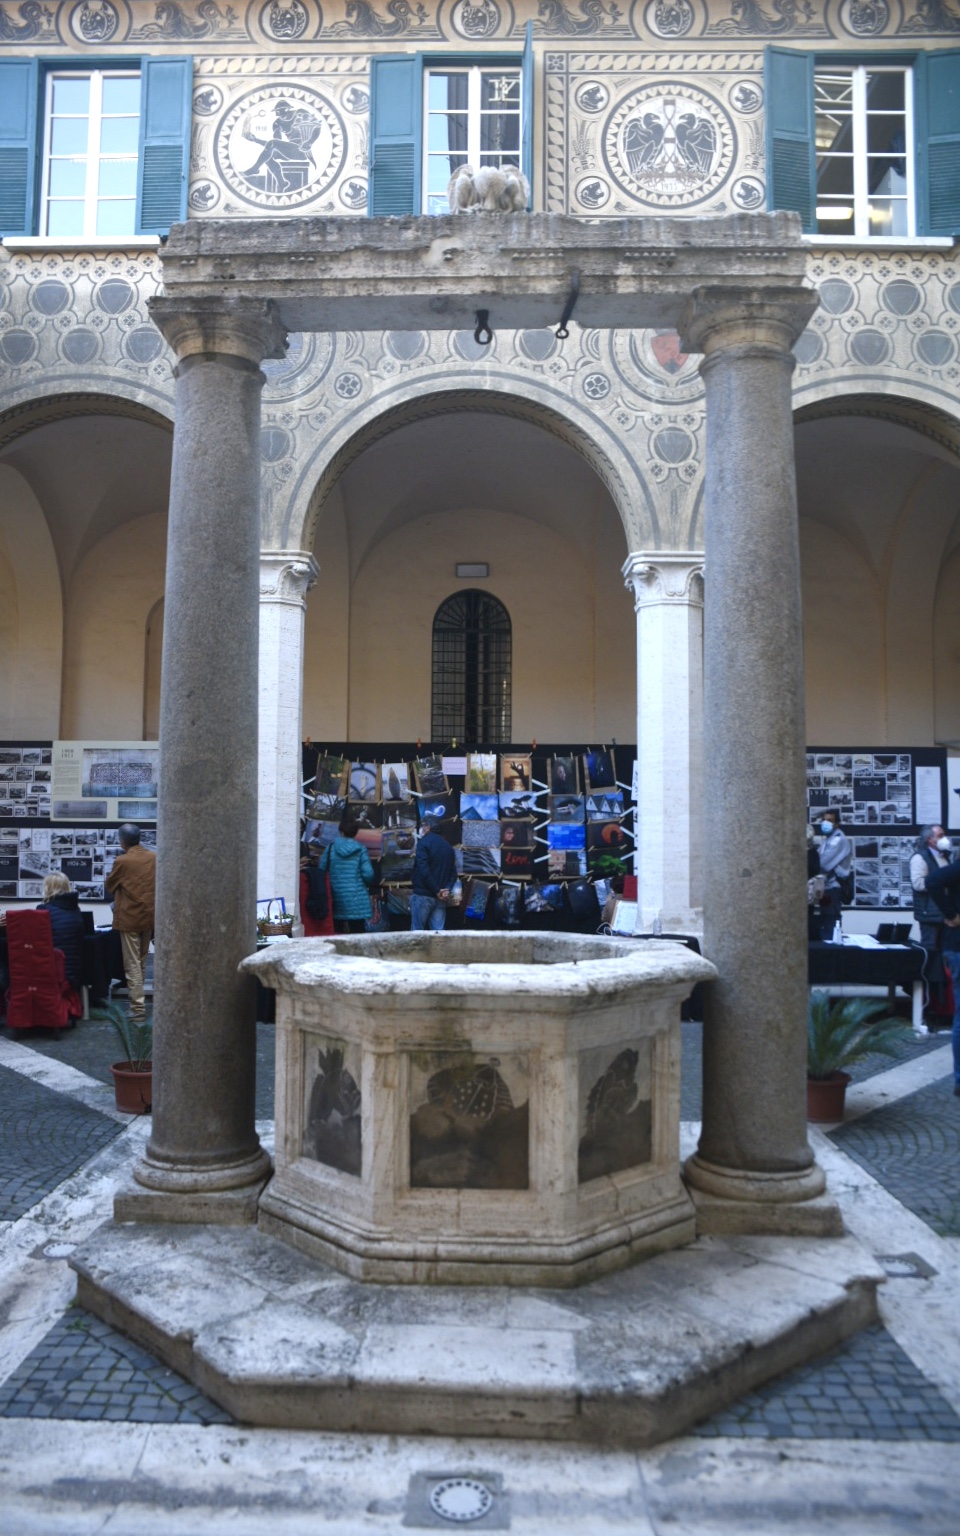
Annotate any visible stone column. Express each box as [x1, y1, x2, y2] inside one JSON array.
[[623, 553, 704, 934], [120, 297, 288, 1223], [678, 287, 841, 1236], [258, 553, 318, 922]]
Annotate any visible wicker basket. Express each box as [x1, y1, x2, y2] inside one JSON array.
[[257, 900, 293, 938]]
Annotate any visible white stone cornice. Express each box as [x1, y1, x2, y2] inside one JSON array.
[[622, 552, 705, 610], [260, 551, 319, 608]]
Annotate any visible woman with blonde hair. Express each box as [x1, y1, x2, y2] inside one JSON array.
[[37, 872, 85, 989]]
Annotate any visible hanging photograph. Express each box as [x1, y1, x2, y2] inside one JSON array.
[[464, 878, 493, 919], [382, 763, 411, 802], [386, 887, 412, 917], [350, 806, 384, 859], [306, 794, 347, 823], [587, 819, 631, 877], [548, 822, 586, 850], [586, 791, 625, 821], [462, 819, 501, 848], [460, 793, 500, 822], [549, 756, 580, 794], [462, 844, 501, 876], [383, 800, 418, 830], [500, 754, 533, 792], [413, 756, 448, 796], [420, 792, 459, 825], [502, 846, 534, 880], [466, 753, 498, 793], [381, 829, 417, 882], [499, 790, 540, 820], [549, 794, 585, 824], [500, 819, 535, 849], [348, 762, 380, 802], [583, 748, 617, 791], [313, 754, 349, 796], [549, 849, 587, 878]]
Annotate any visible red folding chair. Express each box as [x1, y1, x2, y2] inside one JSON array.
[[4, 910, 78, 1031]]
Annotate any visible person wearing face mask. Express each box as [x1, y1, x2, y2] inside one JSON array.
[[817, 809, 853, 941], [910, 824, 954, 1023]]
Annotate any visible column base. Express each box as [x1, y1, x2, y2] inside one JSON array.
[[117, 1146, 273, 1225], [683, 1153, 843, 1237]]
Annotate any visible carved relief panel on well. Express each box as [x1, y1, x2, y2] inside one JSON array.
[[577, 1038, 652, 1183], [303, 1035, 362, 1175], [408, 1050, 529, 1189]]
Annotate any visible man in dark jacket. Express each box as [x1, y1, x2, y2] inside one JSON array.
[[105, 824, 156, 1020], [411, 820, 456, 931], [925, 853, 960, 1098]]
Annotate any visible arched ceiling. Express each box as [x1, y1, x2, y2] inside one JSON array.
[[319, 407, 623, 582], [794, 402, 960, 575], [0, 408, 172, 585]]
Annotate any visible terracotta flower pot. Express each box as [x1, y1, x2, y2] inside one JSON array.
[[806, 1071, 850, 1124], [111, 1061, 152, 1115]]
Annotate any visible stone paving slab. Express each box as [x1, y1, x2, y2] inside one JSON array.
[[70, 1220, 882, 1446], [0, 1063, 125, 1223], [829, 1074, 960, 1238]]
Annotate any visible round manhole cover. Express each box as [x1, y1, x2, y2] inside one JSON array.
[[429, 1477, 494, 1523]]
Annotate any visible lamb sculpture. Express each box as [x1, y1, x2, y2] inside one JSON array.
[[447, 163, 530, 213]]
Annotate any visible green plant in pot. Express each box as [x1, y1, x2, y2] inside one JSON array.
[[807, 991, 911, 1123], [92, 1002, 152, 1115]]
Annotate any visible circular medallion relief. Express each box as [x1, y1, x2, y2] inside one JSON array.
[[602, 83, 735, 209], [259, 0, 311, 38], [215, 85, 345, 210], [69, 0, 121, 42], [451, 0, 501, 36]]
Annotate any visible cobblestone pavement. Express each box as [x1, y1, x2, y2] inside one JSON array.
[[0, 1062, 124, 1222], [694, 1322, 960, 1440], [830, 1073, 960, 1238], [0, 1307, 232, 1426]]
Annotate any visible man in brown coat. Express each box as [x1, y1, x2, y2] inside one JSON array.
[[105, 824, 156, 1021]]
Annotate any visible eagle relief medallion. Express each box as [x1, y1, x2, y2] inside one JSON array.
[[215, 84, 346, 210], [601, 82, 735, 209]]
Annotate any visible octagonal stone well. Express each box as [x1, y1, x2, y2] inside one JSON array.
[[244, 932, 716, 1286]]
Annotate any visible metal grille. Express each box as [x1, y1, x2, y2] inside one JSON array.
[[432, 590, 511, 746]]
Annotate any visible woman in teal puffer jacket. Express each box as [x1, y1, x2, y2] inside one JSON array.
[[323, 815, 374, 932]]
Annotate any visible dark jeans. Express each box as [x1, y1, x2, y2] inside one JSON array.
[[818, 886, 843, 941], [942, 944, 960, 1086], [334, 919, 365, 934]]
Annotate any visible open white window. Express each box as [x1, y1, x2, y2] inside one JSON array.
[[814, 65, 913, 239], [423, 66, 522, 216], [40, 70, 142, 240]]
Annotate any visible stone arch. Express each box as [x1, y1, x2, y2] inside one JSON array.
[[0, 384, 174, 453], [282, 379, 659, 555]]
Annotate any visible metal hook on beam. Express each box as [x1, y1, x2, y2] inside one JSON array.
[[555, 270, 581, 340], [474, 309, 493, 346]]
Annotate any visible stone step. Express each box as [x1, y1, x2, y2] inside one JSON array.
[[71, 1220, 882, 1446]]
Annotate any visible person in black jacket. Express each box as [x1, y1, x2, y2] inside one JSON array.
[[37, 872, 85, 988], [925, 853, 960, 1098], [411, 820, 457, 931]]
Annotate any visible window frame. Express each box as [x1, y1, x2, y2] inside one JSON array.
[[368, 25, 533, 218], [422, 62, 523, 217], [813, 61, 915, 240], [431, 589, 513, 747], [765, 45, 960, 240], [39, 66, 143, 242], [0, 55, 192, 241]]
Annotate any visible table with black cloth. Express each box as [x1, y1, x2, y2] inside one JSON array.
[[808, 939, 927, 1027]]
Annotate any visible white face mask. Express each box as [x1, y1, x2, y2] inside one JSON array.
[[936, 836, 952, 852]]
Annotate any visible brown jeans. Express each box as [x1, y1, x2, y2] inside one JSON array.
[[119, 929, 152, 1015]]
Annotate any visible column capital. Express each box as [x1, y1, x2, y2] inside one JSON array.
[[623, 551, 704, 610], [148, 295, 288, 368], [260, 551, 319, 608], [678, 284, 819, 360]]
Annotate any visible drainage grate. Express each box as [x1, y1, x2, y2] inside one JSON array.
[[875, 1251, 938, 1280], [405, 1472, 508, 1530]]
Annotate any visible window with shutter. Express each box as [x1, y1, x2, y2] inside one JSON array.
[[765, 44, 960, 239]]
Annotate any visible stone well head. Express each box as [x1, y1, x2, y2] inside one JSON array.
[[244, 931, 715, 1286]]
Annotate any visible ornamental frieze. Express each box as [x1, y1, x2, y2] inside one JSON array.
[[4, 0, 960, 46]]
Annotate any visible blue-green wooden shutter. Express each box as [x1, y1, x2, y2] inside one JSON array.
[[915, 49, 960, 237], [369, 55, 421, 216], [521, 19, 533, 208], [0, 60, 40, 237], [136, 56, 192, 236], [765, 47, 815, 232]]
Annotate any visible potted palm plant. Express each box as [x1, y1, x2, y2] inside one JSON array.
[[807, 991, 910, 1123], [93, 1002, 152, 1114]]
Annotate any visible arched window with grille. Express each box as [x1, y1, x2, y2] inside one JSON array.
[[431, 590, 512, 745]]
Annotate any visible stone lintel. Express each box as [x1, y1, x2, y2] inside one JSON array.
[[155, 212, 811, 339], [623, 552, 704, 608], [679, 284, 820, 358], [148, 295, 288, 366]]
